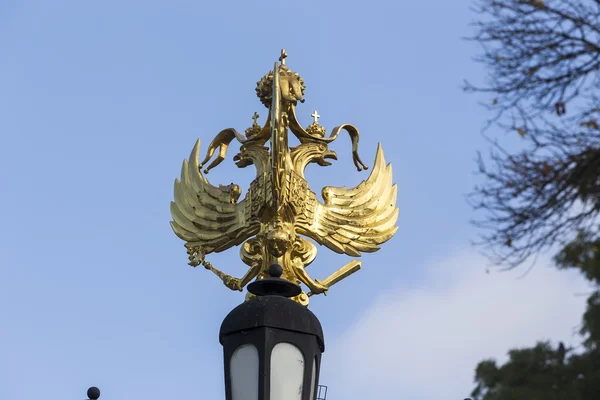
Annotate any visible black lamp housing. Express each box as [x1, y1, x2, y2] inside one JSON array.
[[219, 265, 325, 400]]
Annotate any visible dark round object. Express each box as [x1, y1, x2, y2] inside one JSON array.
[[247, 263, 301, 298], [87, 386, 100, 399], [247, 276, 301, 298], [268, 263, 283, 278]]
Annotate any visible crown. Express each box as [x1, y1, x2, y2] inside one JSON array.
[[245, 112, 262, 139], [306, 110, 326, 137], [256, 49, 306, 108]]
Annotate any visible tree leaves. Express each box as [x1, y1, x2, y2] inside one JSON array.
[[471, 234, 600, 399], [581, 120, 599, 130]]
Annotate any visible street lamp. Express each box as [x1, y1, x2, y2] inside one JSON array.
[[219, 264, 325, 400], [168, 50, 399, 400]]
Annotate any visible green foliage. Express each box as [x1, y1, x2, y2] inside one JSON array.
[[554, 230, 600, 348], [471, 342, 583, 400], [581, 292, 600, 349], [470, 233, 600, 399], [554, 231, 600, 285]]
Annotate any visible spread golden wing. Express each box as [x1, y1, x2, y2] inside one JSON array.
[[297, 144, 398, 257], [170, 139, 259, 254]]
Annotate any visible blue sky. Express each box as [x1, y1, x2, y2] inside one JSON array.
[[0, 1, 590, 399]]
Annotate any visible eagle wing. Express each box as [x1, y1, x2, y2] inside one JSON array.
[[170, 139, 259, 254], [297, 144, 398, 257]]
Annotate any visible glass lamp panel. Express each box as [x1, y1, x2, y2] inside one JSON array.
[[270, 342, 305, 400], [230, 344, 259, 400], [309, 358, 316, 400]]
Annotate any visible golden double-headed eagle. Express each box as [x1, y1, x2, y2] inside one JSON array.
[[170, 50, 398, 305]]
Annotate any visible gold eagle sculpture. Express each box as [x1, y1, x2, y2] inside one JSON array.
[[170, 50, 398, 305]]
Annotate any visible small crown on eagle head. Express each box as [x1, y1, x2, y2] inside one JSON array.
[[255, 49, 306, 108], [306, 122, 326, 138], [306, 110, 326, 138], [245, 112, 262, 139]]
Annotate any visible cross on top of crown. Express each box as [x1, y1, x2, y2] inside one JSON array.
[[311, 110, 320, 124], [279, 49, 288, 66]]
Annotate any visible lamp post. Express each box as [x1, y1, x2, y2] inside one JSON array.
[[219, 264, 324, 400]]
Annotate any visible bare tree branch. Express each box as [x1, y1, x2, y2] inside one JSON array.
[[466, 0, 600, 267]]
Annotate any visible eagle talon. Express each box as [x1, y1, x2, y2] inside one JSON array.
[[310, 279, 329, 295], [223, 276, 242, 291]]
